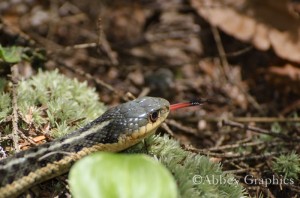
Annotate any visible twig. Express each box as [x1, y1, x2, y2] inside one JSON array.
[[46, 42, 98, 55], [211, 26, 262, 113], [203, 140, 284, 152], [231, 117, 300, 123], [222, 151, 288, 163], [175, 116, 300, 123], [11, 64, 20, 152], [215, 134, 225, 147], [96, 17, 118, 65], [138, 87, 150, 98], [165, 119, 198, 135], [97, 17, 103, 47], [225, 46, 253, 57], [125, 92, 136, 101], [161, 123, 174, 136], [0, 135, 12, 141], [211, 25, 230, 79], [63, 43, 97, 51], [222, 120, 300, 141], [185, 144, 251, 158], [18, 130, 37, 146], [229, 161, 251, 171]]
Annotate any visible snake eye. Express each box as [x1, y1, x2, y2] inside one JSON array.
[[149, 110, 159, 122]]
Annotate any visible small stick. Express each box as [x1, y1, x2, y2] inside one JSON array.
[[211, 25, 262, 113], [185, 144, 250, 158], [11, 64, 20, 152], [97, 17, 103, 47], [211, 25, 230, 79], [161, 123, 174, 136], [203, 140, 289, 152], [222, 120, 300, 141], [165, 119, 198, 135], [96, 17, 118, 65], [225, 46, 253, 57], [231, 117, 300, 123], [0, 135, 12, 141], [18, 130, 37, 146], [222, 151, 288, 163]]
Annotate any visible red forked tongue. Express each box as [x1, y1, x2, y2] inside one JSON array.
[[170, 99, 209, 111]]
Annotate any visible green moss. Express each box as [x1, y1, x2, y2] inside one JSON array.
[[272, 151, 300, 180], [0, 93, 11, 123], [127, 135, 247, 198], [0, 78, 7, 93], [16, 70, 106, 138]]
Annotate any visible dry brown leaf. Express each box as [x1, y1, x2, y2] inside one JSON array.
[[32, 135, 46, 143], [23, 106, 33, 124], [266, 64, 300, 94], [191, 0, 300, 63]]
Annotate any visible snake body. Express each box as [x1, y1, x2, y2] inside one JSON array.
[[0, 97, 170, 198]]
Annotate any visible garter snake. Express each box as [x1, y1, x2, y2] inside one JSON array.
[[0, 97, 170, 198]]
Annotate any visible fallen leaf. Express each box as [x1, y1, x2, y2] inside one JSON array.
[[191, 0, 300, 63], [266, 64, 300, 94], [33, 135, 46, 143]]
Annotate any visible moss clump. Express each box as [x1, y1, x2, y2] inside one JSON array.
[[272, 151, 300, 180], [16, 70, 106, 138], [127, 135, 247, 198], [0, 93, 11, 123]]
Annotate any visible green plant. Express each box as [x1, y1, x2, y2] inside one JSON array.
[[0, 70, 106, 138], [0, 45, 24, 63], [17, 70, 106, 138], [0, 45, 45, 65], [272, 151, 300, 180], [0, 93, 11, 123], [143, 135, 246, 198]]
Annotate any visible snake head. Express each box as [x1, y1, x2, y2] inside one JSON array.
[[101, 97, 170, 144]]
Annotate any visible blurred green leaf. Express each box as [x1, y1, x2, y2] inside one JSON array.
[[69, 152, 178, 198], [0, 45, 24, 63], [271, 122, 282, 133]]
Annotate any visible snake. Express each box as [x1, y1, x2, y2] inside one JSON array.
[[0, 96, 203, 198]]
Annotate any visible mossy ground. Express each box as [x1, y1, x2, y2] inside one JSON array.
[[0, 70, 106, 139], [0, 70, 246, 197]]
